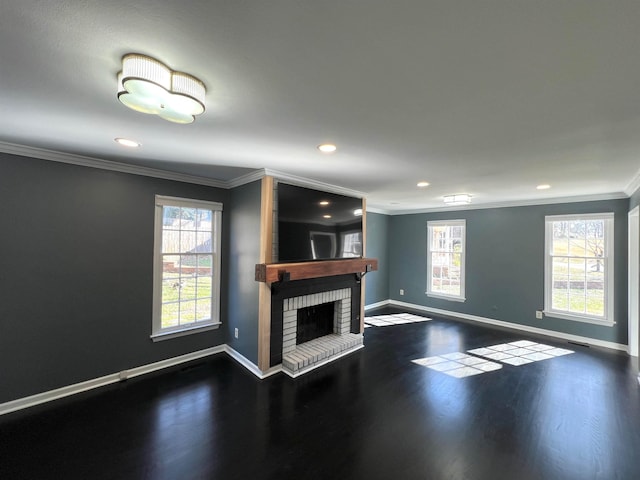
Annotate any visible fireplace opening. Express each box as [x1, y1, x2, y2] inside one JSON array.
[[296, 302, 334, 344]]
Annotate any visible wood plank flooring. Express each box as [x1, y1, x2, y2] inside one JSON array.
[[1, 308, 639, 480]]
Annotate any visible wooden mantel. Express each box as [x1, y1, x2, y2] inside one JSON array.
[[255, 258, 378, 284]]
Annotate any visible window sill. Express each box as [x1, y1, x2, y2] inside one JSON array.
[[151, 322, 221, 342], [426, 292, 466, 303], [543, 311, 614, 327]]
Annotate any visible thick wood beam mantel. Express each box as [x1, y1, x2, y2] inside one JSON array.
[[255, 258, 378, 284]]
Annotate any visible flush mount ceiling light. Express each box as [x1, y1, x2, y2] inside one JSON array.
[[417, 181, 430, 188], [319, 200, 330, 206], [353, 208, 363, 216], [117, 54, 206, 124], [114, 137, 140, 148], [317, 143, 337, 153], [443, 194, 472, 206], [536, 184, 551, 190]]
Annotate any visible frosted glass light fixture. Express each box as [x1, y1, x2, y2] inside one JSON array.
[[117, 54, 206, 124], [443, 194, 472, 205]]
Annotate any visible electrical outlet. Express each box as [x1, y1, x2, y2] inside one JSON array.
[[535, 310, 543, 319], [400, 289, 404, 296], [234, 328, 239, 339]]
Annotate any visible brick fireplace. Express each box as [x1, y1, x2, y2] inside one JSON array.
[[269, 273, 364, 377]]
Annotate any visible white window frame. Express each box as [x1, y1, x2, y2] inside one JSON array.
[[544, 213, 614, 326], [151, 195, 223, 341], [426, 219, 466, 302]]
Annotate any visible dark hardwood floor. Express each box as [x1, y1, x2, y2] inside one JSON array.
[[2, 308, 640, 480]]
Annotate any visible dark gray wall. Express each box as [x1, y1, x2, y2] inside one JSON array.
[[364, 212, 390, 305], [631, 185, 640, 210], [0, 153, 229, 404], [226, 180, 262, 364], [388, 199, 629, 344]]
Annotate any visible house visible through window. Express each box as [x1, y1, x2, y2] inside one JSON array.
[[427, 220, 466, 301], [544, 213, 614, 326], [152, 195, 222, 341]]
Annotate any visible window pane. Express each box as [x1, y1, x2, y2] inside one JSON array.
[[568, 236, 586, 256], [179, 207, 197, 227], [162, 303, 180, 328], [569, 288, 586, 312], [162, 255, 180, 275], [552, 290, 569, 311], [197, 231, 212, 253], [196, 298, 212, 321], [180, 230, 197, 253], [179, 301, 196, 325], [162, 230, 180, 253], [552, 224, 569, 256], [195, 208, 211, 229], [162, 279, 181, 303], [163, 206, 180, 229], [196, 276, 212, 299]]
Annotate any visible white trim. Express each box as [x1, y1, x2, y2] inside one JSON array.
[[364, 300, 391, 311], [282, 344, 364, 378], [544, 213, 614, 325], [3, 140, 635, 214], [542, 311, 614, 327], [624, 169, 640, 197], [628, 206, 639, 356], [427, 219, 466, 301], [152, 196, 223, 339], [225, 169, 268, 189], [150, 322, 221, 342], [0, 141, 227, 188], [270, 170, 366, 198], [224, 345, 282, 379], [372, 192, 628, 216], [0, 346, 225, 416], [388, 299, 628, 352], [0, 345, 288, 416], [426, 292, 466, 302]]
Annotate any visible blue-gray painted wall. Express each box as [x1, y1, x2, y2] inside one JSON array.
[[387, 199, 629, 344], [0, 152, 230, 404], [364, 212, 389, 305], [631, 185, 640, 210], [226, 180, 262, 364]]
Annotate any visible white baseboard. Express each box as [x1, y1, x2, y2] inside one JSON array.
[[224, 345, 282, 379], [364, 300, 391, 311], [389, 299, 628, 352], [0, 346, 225, 416]]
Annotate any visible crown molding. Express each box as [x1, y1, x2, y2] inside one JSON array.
[[263, 168, 367, 198], [371, 192, 629, 216], [0, 141, 227, 189], [625, 168, 640, 197], [225, 168, 268, 188]]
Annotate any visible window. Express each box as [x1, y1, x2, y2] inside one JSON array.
[[427, 220, 466, 301], [152, 196, 222, 341], [544, 213, 614, 326], [340, 231, 362, 258]]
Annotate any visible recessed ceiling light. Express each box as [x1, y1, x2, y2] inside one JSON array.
[[536, 184, 551, 190], [443, 194, 472, 205], [114, 138, 140, 148], [417, 181, 430, 188], [323, 214, 332, 219], [319, 200, 330, 206], [317, 143, 337, 153]]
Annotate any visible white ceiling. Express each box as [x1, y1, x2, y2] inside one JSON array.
[[2, 1, 640, 212]]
